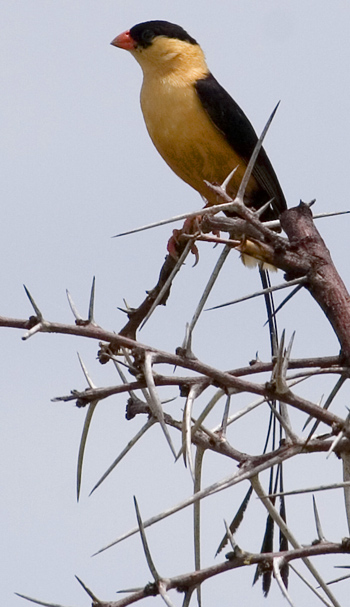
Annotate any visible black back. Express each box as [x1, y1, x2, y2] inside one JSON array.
[[195, 74, 286, 215]]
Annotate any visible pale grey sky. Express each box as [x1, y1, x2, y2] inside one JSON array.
[[1, 2, 350, 606]]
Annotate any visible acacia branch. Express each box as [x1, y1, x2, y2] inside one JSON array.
[[90, 539, 350, 607], [280, 204, 350, 363], [1, 314, 347, 430]]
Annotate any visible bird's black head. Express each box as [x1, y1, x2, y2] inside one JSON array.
[[129, 21, 198, 49]]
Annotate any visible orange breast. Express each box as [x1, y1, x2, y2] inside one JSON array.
[[140, 78, 260, 206]]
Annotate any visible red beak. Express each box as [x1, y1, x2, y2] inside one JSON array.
[[111, 30, 136, 50]]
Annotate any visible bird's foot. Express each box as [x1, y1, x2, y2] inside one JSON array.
[[167, 216, 201, 265]]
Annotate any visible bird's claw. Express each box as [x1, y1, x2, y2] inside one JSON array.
[[167, 216, 201, 264]]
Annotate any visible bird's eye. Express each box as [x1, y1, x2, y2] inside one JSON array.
[[141, 29, 154, 44]]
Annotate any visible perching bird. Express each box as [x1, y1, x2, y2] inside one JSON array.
[[111, 20, 286, 259]]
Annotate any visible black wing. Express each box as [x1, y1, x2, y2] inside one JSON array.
[[195, 73, 286, 214]]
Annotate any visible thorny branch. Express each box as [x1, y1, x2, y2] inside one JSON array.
[[0, 311, 348, 432], [71, 540, 350, 607], [114, 200, 350, 370], [3, 201, 350, 606]]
